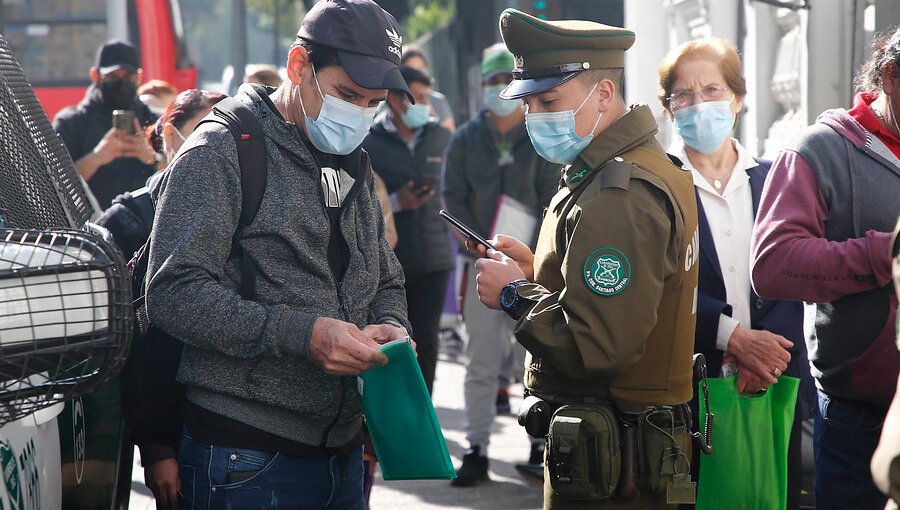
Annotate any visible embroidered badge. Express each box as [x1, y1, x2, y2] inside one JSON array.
[[584, 247, 631, 296], [568, 165, 590, 185]]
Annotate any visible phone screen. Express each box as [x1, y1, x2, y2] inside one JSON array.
[[439, 210, 496, 251], [112, 110, 136, 135]]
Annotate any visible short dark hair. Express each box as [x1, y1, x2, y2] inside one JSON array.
[[577, 68, 624, 98], [855, 26, 900, 92], [389, 66, 432, 102], [294, 38, 343, 71], [400, 47, 427, 67]]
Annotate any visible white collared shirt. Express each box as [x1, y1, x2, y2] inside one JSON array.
[[678, 139, 758, 352]]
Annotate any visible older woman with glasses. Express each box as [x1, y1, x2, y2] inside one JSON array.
[[658, 37, 812, 509]]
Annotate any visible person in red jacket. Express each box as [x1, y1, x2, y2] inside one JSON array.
[[751, 28, 900, 510]]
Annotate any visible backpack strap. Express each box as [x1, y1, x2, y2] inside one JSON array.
[[197, 96, 268, 299]]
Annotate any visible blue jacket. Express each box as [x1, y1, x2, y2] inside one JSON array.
[[694, 158, 813, 410]]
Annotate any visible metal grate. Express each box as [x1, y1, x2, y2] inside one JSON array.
[[0, 228, 131, 425], [0, 33, 94, 230]]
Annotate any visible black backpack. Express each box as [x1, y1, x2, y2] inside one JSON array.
[[121, 97, 268, 447]]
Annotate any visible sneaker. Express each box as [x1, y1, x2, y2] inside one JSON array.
[[495, 387, 511, 415], [451, 446, 489, 487], [515, 443, 544, 483]]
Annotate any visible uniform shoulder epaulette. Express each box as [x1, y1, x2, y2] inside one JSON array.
[[599, 156, 632, 191]]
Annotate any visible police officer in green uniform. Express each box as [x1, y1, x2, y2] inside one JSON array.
[[473, 9, 701, 510]]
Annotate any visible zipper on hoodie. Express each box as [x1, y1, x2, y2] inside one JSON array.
[[308, 148, 367, 448]]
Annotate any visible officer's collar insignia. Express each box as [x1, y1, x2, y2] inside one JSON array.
[[584, 247, 631, 296], [567, 165, 591, 186]]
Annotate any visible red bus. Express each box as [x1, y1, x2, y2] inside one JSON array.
[[3, 0, 197, 120]]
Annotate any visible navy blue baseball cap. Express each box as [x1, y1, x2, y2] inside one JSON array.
[[95, 40, 140, 75], [298, 0, 412, 101]]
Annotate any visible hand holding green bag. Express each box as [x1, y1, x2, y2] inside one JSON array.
[[697, 376, 799, 510]]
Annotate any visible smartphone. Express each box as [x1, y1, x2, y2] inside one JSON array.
[[112, 109, 136, 135], [416, 177, 434, 193], [439, 210, 497, 252]]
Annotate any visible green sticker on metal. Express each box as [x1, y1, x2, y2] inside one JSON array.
[[584, 247, 631, 296], [0, 440, 21, 509]]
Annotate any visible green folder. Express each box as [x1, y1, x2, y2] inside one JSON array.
[[358, 338, 456, 480]]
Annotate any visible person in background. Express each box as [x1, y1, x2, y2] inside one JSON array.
[[363, 66, 453, 395], [96, 89, 223, 510], [401, 46, 456, 132], [751, 26, 900, 510], [54, 40, 161, 209], [138, 79, 179, 116], [443, 42, 559, 486], [97, 89, 226, 261], [657, 37, 812, 510], [244, 64, 284, 87]]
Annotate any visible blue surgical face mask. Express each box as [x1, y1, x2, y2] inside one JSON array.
[[400, 102, 431, 129], [673, 98, 735, 155], [525, 82, 603, 165], [298, 64, 378, 155], [483, 84, 520, 117]]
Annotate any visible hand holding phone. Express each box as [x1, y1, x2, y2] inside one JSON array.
[[439, 210, 497, 252]]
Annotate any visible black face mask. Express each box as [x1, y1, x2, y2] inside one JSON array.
[[100, 78, 137, 110]]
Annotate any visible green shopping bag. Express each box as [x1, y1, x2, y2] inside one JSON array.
[[358, 338, 456, 480], [696, 376, 799, 510]]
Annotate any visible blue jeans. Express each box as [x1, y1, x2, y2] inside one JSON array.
[[813, 390, 887, 510], [178, 429, 365, 510]]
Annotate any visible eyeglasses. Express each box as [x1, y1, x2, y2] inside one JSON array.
[[667, 84, 729, 111]]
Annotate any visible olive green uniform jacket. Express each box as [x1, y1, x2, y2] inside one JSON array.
[[515, 104, 700, 408]]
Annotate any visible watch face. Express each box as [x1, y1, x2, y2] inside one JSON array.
[[500, 284, 517, 309]]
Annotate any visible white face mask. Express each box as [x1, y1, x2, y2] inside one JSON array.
[[164, 124, 188, 163]]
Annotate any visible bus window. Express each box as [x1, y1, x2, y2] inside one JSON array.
[[3, 0, 107, 87]]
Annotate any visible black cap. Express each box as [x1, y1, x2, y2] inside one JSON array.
[[298, 0, 412, 101], [95, 40, 140, 75]]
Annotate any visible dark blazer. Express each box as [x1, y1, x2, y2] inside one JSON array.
[[694, 158, 812, 400]]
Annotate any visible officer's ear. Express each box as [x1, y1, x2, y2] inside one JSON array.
[[287, 45, 311, 87], [596, 78, 617, 112], [89, 67, 99, 85]]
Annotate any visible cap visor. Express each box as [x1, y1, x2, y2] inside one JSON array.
[[499, 72, 579, 100], [99, 64, 139, 75], [337, 50, 414, 103]]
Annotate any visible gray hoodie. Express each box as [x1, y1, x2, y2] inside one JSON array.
[[146, 84, 409, 448]]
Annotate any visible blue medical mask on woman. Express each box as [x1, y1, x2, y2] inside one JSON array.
[[298, 64, 378, 155], [525, 82, 603, 165], [673, 99, 735, 155], [400, 102, 431, 129], [483, 84, 520, 117]]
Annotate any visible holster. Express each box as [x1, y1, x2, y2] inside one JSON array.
[[518, 395, 554, 439]]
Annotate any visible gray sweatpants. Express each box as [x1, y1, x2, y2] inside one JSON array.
[[461, 256, 535, 454]]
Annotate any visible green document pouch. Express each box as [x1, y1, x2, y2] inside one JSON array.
[[358, 338, 455, 480], [546, 404, 621, 500]]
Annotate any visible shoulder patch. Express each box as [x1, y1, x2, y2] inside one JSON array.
[[600, 157, 631, 191], [584, 247, 632, 296], [568, 165, 591, 185]]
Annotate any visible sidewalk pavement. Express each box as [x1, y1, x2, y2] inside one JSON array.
[[129, 351, 544, 509]]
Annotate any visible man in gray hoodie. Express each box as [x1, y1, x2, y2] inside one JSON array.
[[146, 1, 413, 508]]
